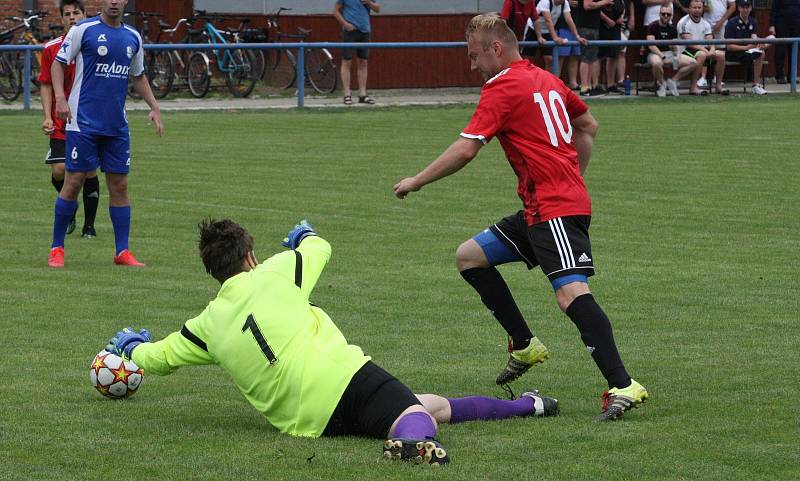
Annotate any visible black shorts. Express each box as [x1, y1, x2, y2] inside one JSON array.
[[598, 25, 621, 59], [45, 138, 66, 164], [726, 50, 761, 63], [489, 212, 595, 281], [341, 29, 370, 60], [322, 361, 420, 439]]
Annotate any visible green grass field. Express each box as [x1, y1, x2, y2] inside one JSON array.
[[1, 97, 798, 481]]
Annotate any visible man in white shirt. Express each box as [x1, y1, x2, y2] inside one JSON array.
[[677, 0, 728, 94]]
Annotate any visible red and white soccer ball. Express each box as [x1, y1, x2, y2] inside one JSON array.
[[89, 349, 144, 399]]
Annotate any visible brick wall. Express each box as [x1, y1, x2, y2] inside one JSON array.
[[1, 0, 106, 39]]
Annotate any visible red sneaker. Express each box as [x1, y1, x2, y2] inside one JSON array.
[[48, 246, 65, 268], [114, 249, 146, 267]]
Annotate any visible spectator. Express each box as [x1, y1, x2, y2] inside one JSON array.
[[563, 0, 588, 88], [769, 0, 800, 83], [677, 0, 728, 94], [500, 0, 541, 60], [574, 0, 616, 96], [533, 0, 586, 78], [609, 0, 636, 91], [725, 0, 770, 94], [643, 0, 686, 31], [698, 0, 735, 88], [598, 0, 626, 92], [334, 0, 380, 105], [646, 5, 700, 95]]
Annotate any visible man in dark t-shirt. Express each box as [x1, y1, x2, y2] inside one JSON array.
[[644, 5, 699, 95], [725, 0, 770, 94]]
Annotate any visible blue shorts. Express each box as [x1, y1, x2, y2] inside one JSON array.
[[556, 28, 581, 57], [66, 131, 130, 174]]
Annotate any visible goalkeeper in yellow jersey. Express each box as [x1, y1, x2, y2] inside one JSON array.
[[106, 219, 559, 465]]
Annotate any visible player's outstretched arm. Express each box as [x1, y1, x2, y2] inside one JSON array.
[[571, 111, 599, 175], [131, 74, 164, 137], [393, 136, 482, 198], [281, 220, 332, 299], [107, 324, 215, 376]]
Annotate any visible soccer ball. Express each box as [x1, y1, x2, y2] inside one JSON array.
[[89, 349, 144, 399]]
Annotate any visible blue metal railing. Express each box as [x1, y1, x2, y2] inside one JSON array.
[[2, 37, 797, 109]]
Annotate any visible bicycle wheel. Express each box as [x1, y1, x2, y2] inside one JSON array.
[[251, 48, 266, 81], [224, 48, 257, 98], [148, 50, 174, 99], [0, 54, 20, 101], [13, 51, 40, 93], [305, 48, 337, 94], [270, 48, 296, 90], [187, 51, 211, 98]]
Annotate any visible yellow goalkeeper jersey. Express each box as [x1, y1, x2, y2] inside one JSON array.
[[132, 236, 370, 437]]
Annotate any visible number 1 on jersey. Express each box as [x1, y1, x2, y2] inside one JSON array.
[[533, 91, 573, 147], [242, 314, 277, 364]]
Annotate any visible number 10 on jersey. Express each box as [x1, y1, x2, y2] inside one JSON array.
[[533, 91, 573, 147]]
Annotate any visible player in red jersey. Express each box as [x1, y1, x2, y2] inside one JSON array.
[[394, 13, 648, 421], [39, 0, 99, 245]]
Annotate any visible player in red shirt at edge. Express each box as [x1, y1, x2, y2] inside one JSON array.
[[393, 13, 648, 421], [39, 0, 99, 239]]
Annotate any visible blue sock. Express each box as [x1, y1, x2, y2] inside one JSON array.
[[390, 411, 437, 440], [52, 197, 77, 248], [109, 205, 131, 255]]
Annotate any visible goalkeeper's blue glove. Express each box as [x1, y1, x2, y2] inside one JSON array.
[[106, 328, 151, 358], [281, 219, 317, 249]]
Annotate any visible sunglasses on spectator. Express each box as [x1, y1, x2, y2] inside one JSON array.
[[660, 12, 673, 16]]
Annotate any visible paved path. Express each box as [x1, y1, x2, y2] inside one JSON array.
[[1, 83, 795, 111]]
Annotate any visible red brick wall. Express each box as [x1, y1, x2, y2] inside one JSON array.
[[1, 0, 105, 38]]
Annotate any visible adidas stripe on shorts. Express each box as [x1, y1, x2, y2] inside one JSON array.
[[488, 211, 596, 281]]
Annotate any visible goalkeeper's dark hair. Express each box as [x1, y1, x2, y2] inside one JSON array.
[[198, 218, 254, 283], [60, 0, 86, 16]]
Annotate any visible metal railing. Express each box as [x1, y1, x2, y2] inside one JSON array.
[[2, 37, 797, 109]]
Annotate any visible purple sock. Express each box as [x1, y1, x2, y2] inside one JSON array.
[[109, 205, 131, 255], [52, 197, 77, 248], [447, 396, 534, 424], [390, 411, 437, 440]]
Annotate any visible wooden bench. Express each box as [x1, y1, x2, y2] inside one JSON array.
[[632, 59, 768, 95]]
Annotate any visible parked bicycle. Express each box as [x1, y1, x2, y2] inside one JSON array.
[[127, 12, 173, 99], [186, 11, 258, 98], [0, 10, 47, 99], [265, 7, 337, 94]]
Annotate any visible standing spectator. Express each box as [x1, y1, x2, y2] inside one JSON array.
[[725, 0, 771, 94], [334, 0, 380, 105], [393, 13, 648, 422], [562, 0, 588, 88], [609, 0, 636, 91], [49, 0, 163, 268], [646, 5, 700, 95], [500, 0, 540, 61], [39, 0, 100, 239], [698, 0, 735, 88], [533, 0, 586, 77], [574, 0, 616, 96], [677, 0, 728, 94], [598, 0, 626, 92], [769, 0, 800, 83]]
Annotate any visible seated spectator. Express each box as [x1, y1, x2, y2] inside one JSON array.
[[645, 5, 700, 95], [677, 0, 728, 95], [725, 0, 771, 94], [533, 0, 586, 77], [501, 0, 541, 61]]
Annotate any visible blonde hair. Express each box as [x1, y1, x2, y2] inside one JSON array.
[[466, 13, 518, 49]]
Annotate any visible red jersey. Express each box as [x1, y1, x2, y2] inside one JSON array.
[[38, 35, 74, 140], [462, 60, 591, 226], [500, 0, 539, 40]]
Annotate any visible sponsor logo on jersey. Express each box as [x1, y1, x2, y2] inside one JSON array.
[[98, 34, 107, 42], [97, 45, 108, 56], [95, 61, 131, 78], [126, 46, 133, 59]]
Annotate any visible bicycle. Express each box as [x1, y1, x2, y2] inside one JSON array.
[[264, 7, 337, 95], [1, 10, 47, 97], [186, 12, 257, 98], [127, 12, 173, 100]]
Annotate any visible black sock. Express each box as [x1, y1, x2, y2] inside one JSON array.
[[460, 267, 533, 349], [566, 293, 631, 389], [52, 176, 64, 193], [82, 176, 100, 229]]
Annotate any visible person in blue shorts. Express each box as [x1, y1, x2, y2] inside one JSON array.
[[48, 0, 163, 268]]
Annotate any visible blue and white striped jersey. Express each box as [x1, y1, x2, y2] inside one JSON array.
[[56, 16, 144, 136]]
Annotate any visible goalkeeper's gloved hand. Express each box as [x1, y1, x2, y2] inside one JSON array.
[[281, 219, 317, 249], [106, 327, 151, 358]]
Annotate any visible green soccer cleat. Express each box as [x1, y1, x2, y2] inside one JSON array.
[[521, 389, 559, 417], [495, 336, 550, 385], [383, 438, 450, 466], [596, 379, 648, 421]]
